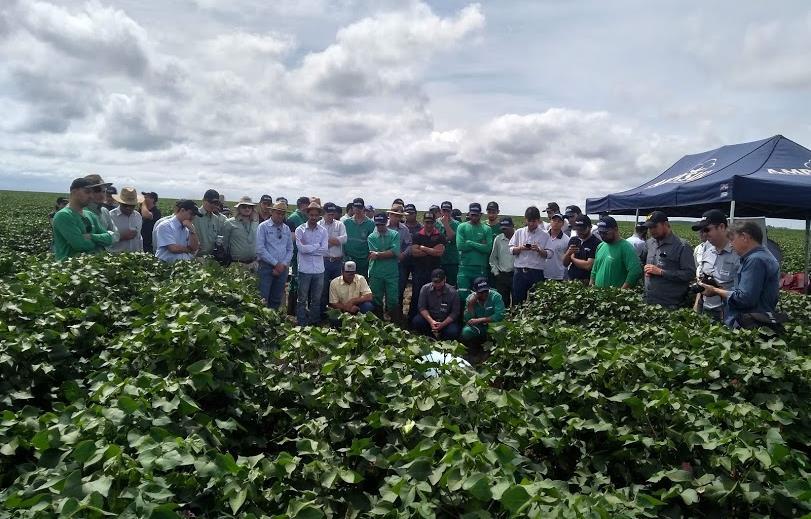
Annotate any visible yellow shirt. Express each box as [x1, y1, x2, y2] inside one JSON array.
[[329, 274, 372, 304]]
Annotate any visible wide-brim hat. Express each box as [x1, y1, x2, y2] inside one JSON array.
[[270, 202, 288, 212], [112, 187, 144, 206], [83, 173, 111, 188], [306, 201, 323, 214], [234, 195, 257, 208], [387, 205, 405, 216]]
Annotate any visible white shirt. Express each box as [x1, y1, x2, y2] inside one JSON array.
[[109, 208, 143, 253], [318, 217, 347, 258], [694, 241, 709, 277], [509, 226, 552, 270], [626, 234, 647, 261], [543, 229, 570, 280], [155, 217, 193, 262], [295, 222, 329, 274]]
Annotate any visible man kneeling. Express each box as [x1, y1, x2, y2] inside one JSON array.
[[462, 277, 505, 346], [328, 261, 374, 323], [411, 269, 460, 340]]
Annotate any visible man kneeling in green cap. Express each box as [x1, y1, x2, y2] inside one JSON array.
[[462, 277, 505, 351]]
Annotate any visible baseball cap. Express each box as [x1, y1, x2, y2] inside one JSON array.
[[643, 211, 669, 228], [352, 197, 365, 208], [404, 203, 417, 214], [324, 202, 339, 213], [365, 204, 375, 212], [468, 202, 482, 215], [550, 213, 565, 221], [431, 268, 446, 281], [343, 261, 357, 272], [635, 221, 648, 230], [373, 213, 387, 224], [564, 205, 582, 216], [276, 196, 288, 204], [176, 199, 203, 217], [452, 209, 463, 219], [573, 214, 592, 228], [499, 216, 514, 227], [597, 216, 618, 233], [472, 277, 490, 293], [296, 196, 310, 207], [141, 191, 158, 201], [428, 204, 440, 213], [260, 194, 273, 203], [440, 201, 453, 211], [544, 202, 560, 213], [106, 186, 117, 195], [55, 196, 68, 204], [486, 201, 499, 211], [423, 212, 436, 222], [70, 177, 95, 191], [203, 189, 220, 202], [691, 209, 728, 231]]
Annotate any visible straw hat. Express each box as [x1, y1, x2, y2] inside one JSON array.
[[306, 201, 323, 214], [387, 204, 405, 217], [111, 187, 144, 206], [234, 195, 257, 208], [270, 202, 288, 212]]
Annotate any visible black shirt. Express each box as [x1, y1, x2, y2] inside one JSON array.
[[567, 233, 600, 280], [412, 228, 446, 275], [141, 205, 162, 252]]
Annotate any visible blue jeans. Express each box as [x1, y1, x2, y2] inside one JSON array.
[[411, 314, 461, 340], [258, 262, 288, 309], [321, 258, 343, 319], [297, 272, 324, 326], [512, 267, 545, 305]]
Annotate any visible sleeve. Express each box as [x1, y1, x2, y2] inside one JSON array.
[[455, 224, 470, 251], [358, 276, 372, 296], [508, 230, 519, 249], [295, 226, 313, 253], [222, 220, 233, 252], [463, 293, 475, 321], [727, 257, 766, 311], [590, 243, 603, 279], [52, 212, 96, 252], [390, 231, 401, 255], [89, 213, 114, 246], [336, 221, 348, 245], [466, 226, 494, 254], [489, 238, 501, 274], [102, 209, 120, 243], [283, 233, 294, 264], [133, 213, 143, 234], [155, 221, 177, 249], [328, 278, 339, 304], [315, 228, 329, 255], [663, 241, 697, 282], [417, 285, 428, 311], [623, 242, 643, 285], [449, 290, 460, 321], [256, 225, 273, 265], [490, 292, 505, 322]]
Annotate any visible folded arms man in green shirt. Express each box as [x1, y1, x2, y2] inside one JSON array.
[[590, 217, 642, 289], [52, 178, 115, 261], [456, 203, 494, 301]]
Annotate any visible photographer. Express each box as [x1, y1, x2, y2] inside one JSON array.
[[690, 210, 739, 322], [699, 221, 779, 328]]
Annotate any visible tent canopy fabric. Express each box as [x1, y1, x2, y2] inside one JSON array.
[[586, 135, 811, 219]]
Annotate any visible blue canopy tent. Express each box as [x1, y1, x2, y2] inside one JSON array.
[[586, 135, 811, 291]]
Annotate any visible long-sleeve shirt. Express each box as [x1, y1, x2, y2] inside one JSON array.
[[439, 218, 460, 265], [109, 208, 143, 253], [368, 228, 401, 277], [256, 219, 294, 267], [193, 208, 227, 256], [509, 226, 551, 270], [223, 217, 259, 261], [591, 239, 643, 288], [319, 218, 347, 258], [388, 221, 412, 258], [725, 246, 780, 327], [295, 222, 329, 274], [344, 217, 375, 260], [52, 207, 114, 261], [456, 222, 493, 269], [88, 203, 120, 245], [644, 232, 696, 308], [489, 233, 515, 275], [463, 289, 505, 323]]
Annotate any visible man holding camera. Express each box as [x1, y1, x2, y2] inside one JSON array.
[[690, 210, 739, 321], [509, 206, 551, 305]]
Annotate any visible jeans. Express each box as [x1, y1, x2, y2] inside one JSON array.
[[321, 258, 343, 319], [297, 272, 324, 326], [411, 314, 461, 340], [258, 261, 288, 309], [512, 267, 545, 305]]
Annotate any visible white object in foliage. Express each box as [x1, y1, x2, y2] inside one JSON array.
[[419, 350, 472, 377]]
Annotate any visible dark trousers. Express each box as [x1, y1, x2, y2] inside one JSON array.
[[493, 271, 513, 307], [411, 314, 461, 340], [512, 267, 545, 306], [408, 270, 432, 320], [399, 257, 414, 304], [321, 258, 343, 319]]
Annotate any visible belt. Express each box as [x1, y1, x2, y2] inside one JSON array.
[[325, 256, 343, 262], [516, 267, 543, 273]]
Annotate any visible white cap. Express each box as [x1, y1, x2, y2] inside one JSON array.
[[343, 261, 357, 272]]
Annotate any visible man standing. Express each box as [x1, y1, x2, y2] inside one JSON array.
[[52, 178, 115, 261], [194, 189, 227, 257], [155, 200, 201, 263], [409, 212, 446, 319], [222, 196, 259, 267], [509, 206, 551, 305], [699, 221, 779, 328], [48, 197, 68, 221], [257, 194, 274, 223], [257, 202, 294, 309], [412, 269, 461, 340], [456, 202, 494, 302], [544, 213, 570, 282], [364, 204, 376, 220], [626, 222, 648, 264], [295, 202, 328, 326], [564, 215, 600, 285], [400, 203, 423, 304], [591, 216, 642, 288], [485, 201, 501, 237], [461, 277, 505, 350], [286, 196, 311, 313], [84, 174, 120, 247], [643, 211, 696, 309], [319, 202, 348, 319], [387, 204, 411, 321], [344, 198, 375, 278], [140, 191, 161, 253], [691, 210, 740, 321], [437, 201, 461, 285], [489, 216, 516, 306], [328, 261, 374, 320], [368, 213, 401, 321], [109, 187, 144, 253]]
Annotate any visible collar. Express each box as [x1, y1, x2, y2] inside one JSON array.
[[656, 232, 675, 246], [341, 276, 357, 285], [741, 245, 765, 260], [419, 226, 440, 236], [712, 240, 734, 255]]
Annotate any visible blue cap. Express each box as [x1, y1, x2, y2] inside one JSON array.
[[373, 213, 387, 224]]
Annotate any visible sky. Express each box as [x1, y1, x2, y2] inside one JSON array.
[[0, 0, 810, 220]]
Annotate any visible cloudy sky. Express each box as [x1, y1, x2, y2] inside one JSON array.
[[1, 0, 810, 215]]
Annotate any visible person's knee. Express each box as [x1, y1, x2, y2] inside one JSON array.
[[358, 301, 374, 313], [411, 314, 428, 331]]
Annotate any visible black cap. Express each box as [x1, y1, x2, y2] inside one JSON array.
[[564, 205, 582, 216], [70, 178, 95, 191], [635, 222, 648, 230], [544, 202, 560, 213], [691, 209, 728, 231], [203, 189, 220, 202], [451, 208, 463, 219], [597, 216, 618, 233], [106, 186, 117, 195], [573, 214, 592, 228], [276, 196, 288, 204], [352, 197, 365, 208], [141, 191, 158, 202], [324, 202, 339, 213], [373, 213, 387, 225], [472, 276, 490, 293], [260, 194, 273, 203], [431, 268, 446, 281], [423, 212, 436, 222], [429, 204, 440, 213], [441, 201, 453, 211], [392, 198, 405, 206], [296, 196, 310, 207], [56, 196, 68, 204], [486, 201, 499, 211], [176, 199, 203, 217], [643, 211, 669, 228], [499, 216, 514, 227], [550, 213, 565, 221], [468, 202, 482, 215], [404, 203, 417, 214]]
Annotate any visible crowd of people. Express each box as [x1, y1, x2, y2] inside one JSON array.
[[50, 174, 782, 346]]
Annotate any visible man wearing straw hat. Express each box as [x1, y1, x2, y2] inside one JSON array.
[[294, 201, 329, 325], [223, 196, 260, 270], [109, 187, 144, 253], [256, 201, 294, 309]]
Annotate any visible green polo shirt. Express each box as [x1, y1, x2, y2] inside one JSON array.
[[367, 228, 401, 277], [344, 217, 375, 260], [463, 289, 505, 322], [287, 210, 306, 230], [52, 207, 113, 261], [591, 239, 643, 288], [194, 208, 227, 256], [456, 222, 494, 269], [437, 218, 460, 265], [223, 217, 259, 261]]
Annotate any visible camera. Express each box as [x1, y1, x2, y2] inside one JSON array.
[[689, 273, 719, 294], [524, 243, 532, 249]]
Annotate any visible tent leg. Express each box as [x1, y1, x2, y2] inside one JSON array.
[[634, 209, 640, 226], [729, 200, 736, 222], [805, 218, 810, 296]]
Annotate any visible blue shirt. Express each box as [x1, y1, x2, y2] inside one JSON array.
[[155, 217, 193, 263], [256, 219, 294, 267], [724, 245, 780, 326]]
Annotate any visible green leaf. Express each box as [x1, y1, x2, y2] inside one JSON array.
[[680, 488, 699, 505], [187, 358, 214, 375], [72, 440, 97, 464], [229, 488, 247, 514], [31, 430, 51, 451], [83, 475, 113, 498], [500, 484, 530, 514], [339, 470, 364, 484]]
